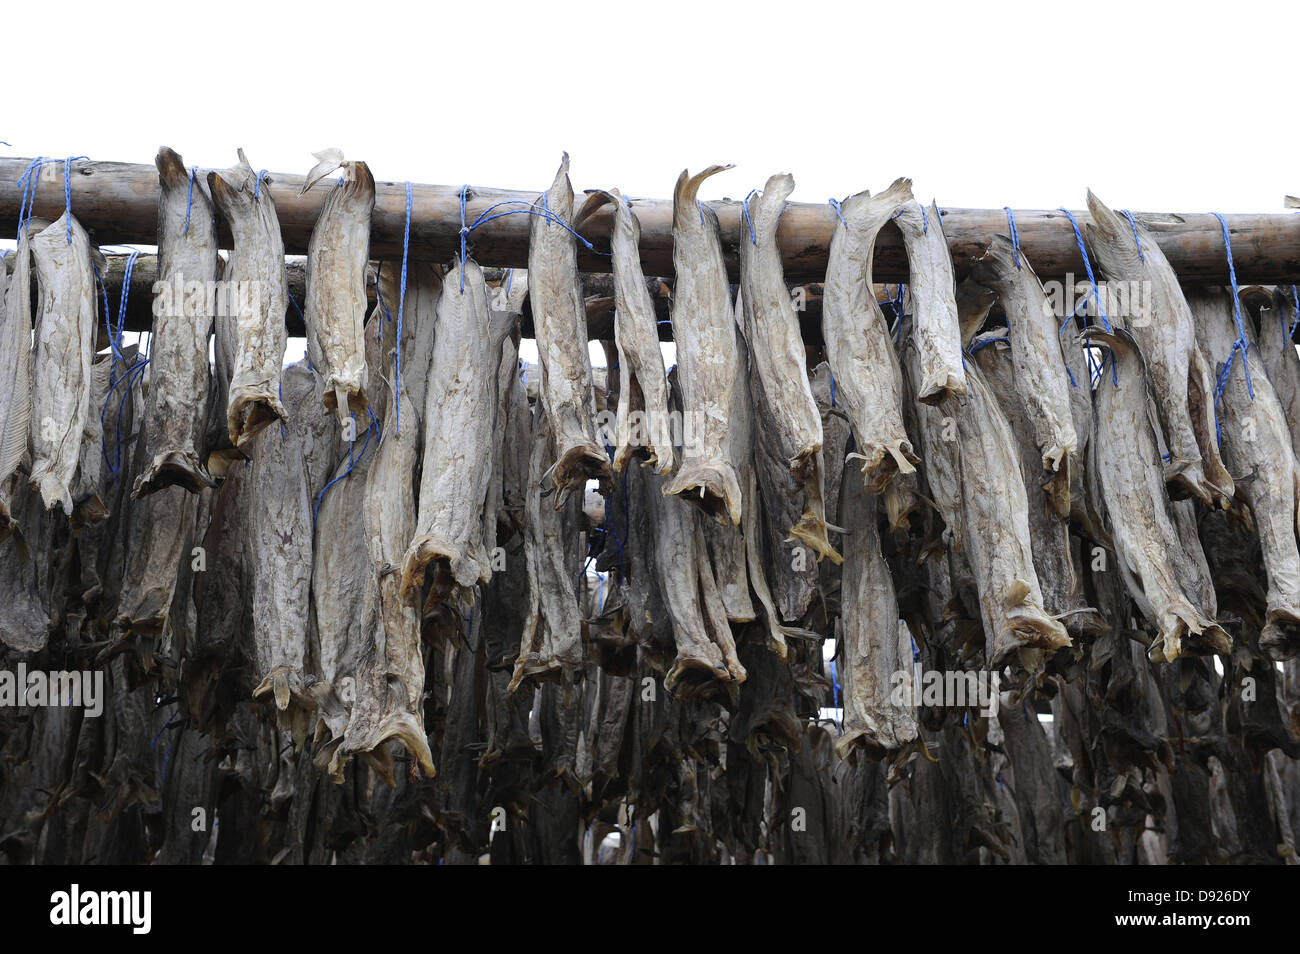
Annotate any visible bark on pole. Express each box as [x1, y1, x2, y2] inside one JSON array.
[[4, 157, 1300, 284]]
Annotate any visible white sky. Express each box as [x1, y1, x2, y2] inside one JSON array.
[[4, 0, 1296, 365]]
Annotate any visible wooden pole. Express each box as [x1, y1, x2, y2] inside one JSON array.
[[4, 156, 1300, 283]]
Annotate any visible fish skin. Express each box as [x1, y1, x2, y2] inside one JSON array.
[[970, 233, 1080, 518], [899, 321, 964, 549], [662, 164, 744, 525], [509, 409, 587, 692], [399, 258, 508, 606], [28, 213, 97, 516], [577, 189, 673, 475], [0, 227, 34, 539], [527, 154, 611, 494], [835, 465, 918, 757], [1083, 326, 1231, 663], [134, 146, 219, 497], [894, 200, 967, 405], [954, 359, 1072, 666], [1256, 285, 1300, 456], [247, 362, 323, 744], [1187, 285, 1300, 660], [303, 154, 375, 426], [1083, 192, 1233, 509], [207, 150, 288, 450], [821, 179, 920, 493], [739, 173, 839, 564]]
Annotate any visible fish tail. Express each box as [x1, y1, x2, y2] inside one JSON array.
[[748, 173, 794, 242], [132, 450, 217, 498], [662, 460, 742, 526], [672, 164, 734, 226]]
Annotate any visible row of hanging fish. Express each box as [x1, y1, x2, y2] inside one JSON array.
[[1, 148, 1299, 866]]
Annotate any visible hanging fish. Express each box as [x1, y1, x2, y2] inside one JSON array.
[[399, 258, 513, 607], [1084, 192, 1233, 509], [739, 173, 839, 564], [527, 154, 611, 495], [29, 213, 97, 515], [895, 200, 966, 404], [300, 148, 375, 426], [662, 164, 744, 525], [207, 150, 287, 450], [134, 146, 219, 496], [821, 179, 919, 492], [0, 225, 35, 539], [970, 233, 1080, 517], [575, 188, 674, 475], [1083, 326, 1231, 662]]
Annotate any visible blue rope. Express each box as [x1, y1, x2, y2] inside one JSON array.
[[1003, 207, 1021, 268], [1290, 286, 1300, 342], [1212, 340, 1249, 446], [1058, 208, 1111, 333], [742, 189, 758, 245], [16, 157, 52, 237], [697, 199, 704, 226], [829, 658, 841, 736], [184, 165, 197, 235], [313, 406, 378, 525], [505, 268, 514, 297], [921, 204, 928, 235], [63, 156, 89, 243], [1119, 209, 1145, 262], [830, 373, 836, 407], [397, 182, 412, 432], [253, 169, 267, 198], [1211, 212, 1254, 401], [827, 197, 847, 228]]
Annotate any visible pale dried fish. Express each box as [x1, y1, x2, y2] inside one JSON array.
[[663, 164, 744, 525], [1084, 192, 1232, 508], [134, 146, 219, 497], [1187, 285, 1300, 659], [576, 189, 673, 474], [399, 258, 510, 607], [836, 472, 917, 756], [527, 154, 610, 493], [0, 229, 34, 538], [739, 173, 839, 564], [955, 360, 1071, 666], [1083, 327, 1231, 662], [208, 150, 287, 449], [895, 200, 966, 404], [301, 149, 375, 425], [1256, 285, 1300, 455], [821, 179, 919, 492], [970, 234, 1080, 518], [28, 213, 97, 515]]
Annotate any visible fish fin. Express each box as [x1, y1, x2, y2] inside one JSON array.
[[155, 146, 188, 187], [749, 173, 795, 241], [300, 148, 346, 196]]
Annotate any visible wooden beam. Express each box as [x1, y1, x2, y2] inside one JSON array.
[[5, 156, 1300, 283]]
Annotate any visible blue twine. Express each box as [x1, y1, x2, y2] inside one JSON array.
[[184, 165, 198, 235], [966, 334, 1006, 355], [829, 658, 841, 736], [830, 373, 836, 407], [1210, 211, 1254, 401], [313, 406, 379, 525], [1003, 207, 1021, 268], [921, 204, 928, 235], [1119, 209, 1145, 262], [16, 157, 51, 237], [505, 268, 514, 297], [742, 189, 758, 245], [253, 169, 267, 198], [697, 199, 704, 226], [1058, 208, 1111, 333], [63, 156, 89, 243], [1289, 286, 1300, 342], [396, 182, 412, 433], [827, 197, 847, 228], [1212, 340, 1249, 446]]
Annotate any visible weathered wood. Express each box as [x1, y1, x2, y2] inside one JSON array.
[[5, 157, 1299, 283]]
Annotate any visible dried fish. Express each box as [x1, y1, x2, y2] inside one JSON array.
[[29, 213, 97, 515], [0, 229, 33, 538], [739, 173, 839, 563], [1083, 327, 1231, 662], [1256, 285, 1300, 454], [970, 233, 1079, 517], [1084, 192, 1232, 508], [895, 200, 966, 404], [663, 165, 744, 524], [509, 409, 586, 691], [576, 189, 673, 474], [301, 148, 375, 425], [835, 466, 917, 756], [1187, 285, 1300, 659], [821, 179, 919, 492], [527, 154, 610, 493], [954, 360, 1071, 666], [400, 258, 510, 606], [134, 146, 218, 496], [207, 150, 287, 449]]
